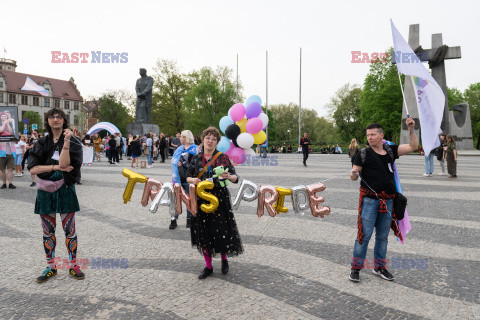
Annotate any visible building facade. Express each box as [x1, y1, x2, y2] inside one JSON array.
[[0, 58, 84, 132]]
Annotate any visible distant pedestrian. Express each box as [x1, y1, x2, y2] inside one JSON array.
[[0, 141, 16, 189], [436, 134, 447, 175], [146, 133, 153, 168], [130, 135, 141, 168], [15, 135, 27, 176], [445, 134, 457, 179], [348, 138, 360, 165], [300, 132, 310, 166]]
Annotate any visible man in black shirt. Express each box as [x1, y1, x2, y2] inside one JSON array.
[[300, 132, 310, 166], [348, 118, 417, 283]]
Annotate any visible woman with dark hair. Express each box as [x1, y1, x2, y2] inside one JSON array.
[[108, 134, 118, 164], [28, 108, 85, 283], [445, 134, 457, 178], [130, 135, 141, 168], [186, 127, 243, 279]]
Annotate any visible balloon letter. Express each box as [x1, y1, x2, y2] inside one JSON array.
[[122, 168, 147, 204], [196, 180, 219, 213], [232, 179, 259, 210], [273, 187, 292, 214], [291, 185, 309, 214], [257, 185, 278, 218], [306, 183, 331, 218], [141, 178, 163, 207], [149, 182, 175, 216], [174, 183, 198, 216]]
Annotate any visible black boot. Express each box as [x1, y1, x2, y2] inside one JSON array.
[[198, 267, 213, 279], [221, 260, 229, 275]]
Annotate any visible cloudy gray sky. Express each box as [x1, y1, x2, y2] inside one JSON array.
[[2, 0, 479, 117]]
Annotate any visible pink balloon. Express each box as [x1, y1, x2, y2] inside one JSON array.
[[246, 118, 263, 134], [229, 103, 246, 122], [229, 147, 246, 164]]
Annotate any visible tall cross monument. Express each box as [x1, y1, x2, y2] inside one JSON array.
[[400, 24, 462, 145]]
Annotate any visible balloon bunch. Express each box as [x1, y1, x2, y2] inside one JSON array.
[[218, 95, 268, 164]]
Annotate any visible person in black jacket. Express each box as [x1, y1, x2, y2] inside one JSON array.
[[300, 132, 310, 166], [130, 135, 142, 168], [28, 108, 85, 283], [108, 134, 118, 164], [159, 132, 167, 163]]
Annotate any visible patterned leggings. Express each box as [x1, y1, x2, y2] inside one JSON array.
[[40, 213, 77, 268]]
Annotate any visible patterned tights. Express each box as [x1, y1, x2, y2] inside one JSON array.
[[40, 213, 77, 268]]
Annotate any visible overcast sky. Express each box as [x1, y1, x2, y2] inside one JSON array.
[[2, 0, 479, 117]]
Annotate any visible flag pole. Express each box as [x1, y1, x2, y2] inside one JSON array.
[[397, 72, 410, 116]]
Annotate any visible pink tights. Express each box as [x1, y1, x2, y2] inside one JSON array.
[[202, 249, 227, 269]]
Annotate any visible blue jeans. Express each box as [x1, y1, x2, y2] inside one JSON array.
[[147, 147, 153, 165], [174, 183, 192, 220], [352, 197, 393, 270], [424, 152, 434, 174]]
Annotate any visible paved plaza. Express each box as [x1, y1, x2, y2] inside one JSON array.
[[1, 153, 479, 319]]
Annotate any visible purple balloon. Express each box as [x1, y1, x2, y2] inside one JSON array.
[[245, 102, 262, 119], [246, 118, 263, 134], [229, 103, 246, 122]]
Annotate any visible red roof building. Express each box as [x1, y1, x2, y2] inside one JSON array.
[[0, 58, 84, 133]]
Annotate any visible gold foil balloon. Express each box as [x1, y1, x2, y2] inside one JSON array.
[[232, 179, 259, 210], [257, 185, 278, 218], [122, 168, 147, 204], [141, 178, 163, 207], [306, 183, 331, 218], [273, 187, 292, 214], [196, 180, 219, 213], [174, 183, 198, 216]]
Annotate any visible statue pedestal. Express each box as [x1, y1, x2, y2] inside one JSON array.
[[127, 122, 159, 137]]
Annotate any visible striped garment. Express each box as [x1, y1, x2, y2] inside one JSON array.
[[0, 142, 17, 159], [357, 186, 402, 244]]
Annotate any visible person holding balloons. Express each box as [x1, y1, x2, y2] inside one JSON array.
[[186, 127, 243, 279]]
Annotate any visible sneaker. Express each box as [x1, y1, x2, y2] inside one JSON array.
[[438, 172, 447, 176], [169, 219, 177, 230], [372, 268, 394, 281], [0, 184, 6, 189], [69, 265, 85, 280], [36, 267, 57, 283], [448, 175, 457, 179], [30, 182, 36, 187], [349, 269, 360, 282], [18, 173, 23, 177], [422, 173, 430, 177], [186, 218, 191, 228], [8, 184, 16, 189]]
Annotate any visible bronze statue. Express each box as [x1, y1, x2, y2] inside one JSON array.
[[135, 68, 153, 123]]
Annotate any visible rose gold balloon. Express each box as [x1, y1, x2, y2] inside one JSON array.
[[306, 183, 331, 218], [257, 185, 278, 218], [174, 183, 198, 216], [141, 178, 163, 207]]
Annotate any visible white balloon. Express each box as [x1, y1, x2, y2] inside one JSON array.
[[244, 148, 256, 156], [236, 132, 254, 149], [258, 113, 269, 128]]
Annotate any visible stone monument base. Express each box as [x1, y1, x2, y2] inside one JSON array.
[[127, 122, 159, 137]]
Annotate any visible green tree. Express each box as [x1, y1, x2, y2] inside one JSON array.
[[18, 111, 43, 134], [447, 87, 465, 109], [330, 83, 363, 142], [464, 82, 480, 148], [183, 66, 239, 135], [151, 59, 190, 135], [97, 94, 133, 135], [360, 49, 404, 142]]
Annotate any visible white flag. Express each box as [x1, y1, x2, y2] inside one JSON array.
[[391, 19, 444, 156]]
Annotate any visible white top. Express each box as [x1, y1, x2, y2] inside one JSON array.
[[15, 141, 26, 154]]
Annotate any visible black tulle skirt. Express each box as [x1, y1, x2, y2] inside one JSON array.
[[190, 186, 243, 257]]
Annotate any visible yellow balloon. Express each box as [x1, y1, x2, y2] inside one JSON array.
[[273, 187, 292, 214], [252, 130, 266, 144], [122, 168, 147, 204], [236, 117, 248, 133], [196, 180, 219, 213]]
